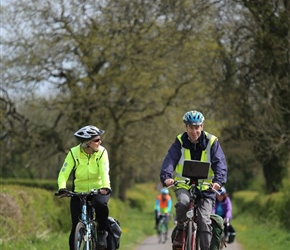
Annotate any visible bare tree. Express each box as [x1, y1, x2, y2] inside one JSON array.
[[2, 0, 224, 198]]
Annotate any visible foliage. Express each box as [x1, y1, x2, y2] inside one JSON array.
[[277, 179, 290, 230], [0, 184, 70, 240], [233, 186, 290, 231], [2, 181, 290, 249], [1, 0, 289, 198], [233, 202, 290, 250], [0, 182, 175, 249], [1, 0, 223, 199], [0, 178, 64, 191], [221, 138, 263, 193], [209, 0, 290, 193]]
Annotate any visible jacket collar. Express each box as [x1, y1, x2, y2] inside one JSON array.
[[181, 131, 207, 150]]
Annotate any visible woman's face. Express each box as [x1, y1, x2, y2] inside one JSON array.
[[87, 136, 102, 152], [217, 194, 224, 201]]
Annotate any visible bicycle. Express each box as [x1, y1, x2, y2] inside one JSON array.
[[55, 189, 100, 250], [157, 213, 168, 244], [169, 179, 219, 250], [219, 219, 235, 249]]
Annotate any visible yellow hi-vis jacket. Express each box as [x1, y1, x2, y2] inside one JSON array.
[[174, 131, 217, 190], [58, 144, 111, 193]]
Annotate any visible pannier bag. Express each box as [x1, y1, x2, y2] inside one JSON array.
[[226, 224, 236, 243], [171, 214, 224, 250], [210, 214, 224, 250], [171, 226, 178, 243], [107, 217, 122, 249]]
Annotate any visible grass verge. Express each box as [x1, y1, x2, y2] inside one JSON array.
[[0, 182, 175, 249], [3, 182, 289, 250], [232, 202, 290, 250]]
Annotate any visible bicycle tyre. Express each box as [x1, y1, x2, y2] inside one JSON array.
[[160, 221, 167, 244], [157, 219, 166, 244], [185, 220, 193, 250], [74, 222, 96, 250], [194, 229, 199, 250]]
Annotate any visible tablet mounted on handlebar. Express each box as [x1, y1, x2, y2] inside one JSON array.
[[182, 160, 211, 184]]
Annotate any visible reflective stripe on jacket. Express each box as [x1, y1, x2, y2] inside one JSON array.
[[174, 131, 217, 190]]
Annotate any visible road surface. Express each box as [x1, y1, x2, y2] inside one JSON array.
[[136, 229, 242, 250]]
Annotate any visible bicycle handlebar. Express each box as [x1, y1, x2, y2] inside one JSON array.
[[166, 179, 221, 195], [54, 189, 101, 197]]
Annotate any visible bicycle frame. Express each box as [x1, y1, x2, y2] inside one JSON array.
[[76, 197, 96, 250], [55, 190, 99, 250], [182, 182, 199, 250], [170, 179, 219, 250]]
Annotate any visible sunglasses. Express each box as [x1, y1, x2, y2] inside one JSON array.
[[91, 138, 101, 143]]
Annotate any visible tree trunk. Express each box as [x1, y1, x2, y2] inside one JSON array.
[[261, 150, 289, 193]]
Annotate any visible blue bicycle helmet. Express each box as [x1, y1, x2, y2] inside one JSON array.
[[183, 110, 205, 125], [219, 187, 227, 195], [161, 188, 169, 194]]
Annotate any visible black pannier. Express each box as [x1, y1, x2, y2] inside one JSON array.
[[106, 217, 122, 249]]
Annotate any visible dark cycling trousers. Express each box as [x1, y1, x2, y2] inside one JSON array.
[[69, 194, 110, 250]]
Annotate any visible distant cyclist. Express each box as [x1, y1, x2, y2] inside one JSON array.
[[213, 187, 236, 243], [154, 188, 172, 230], [57, 125, 111, 250]]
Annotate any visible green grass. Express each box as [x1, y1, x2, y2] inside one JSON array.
[[0, 182, 175, 250], [0, 233, 68, 250], [232, 203, 290, 250], [2, 182, 290, 250], [0, 212, 175, 250]]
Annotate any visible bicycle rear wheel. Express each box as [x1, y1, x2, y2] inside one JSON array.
[[74, 222, 96, 250]]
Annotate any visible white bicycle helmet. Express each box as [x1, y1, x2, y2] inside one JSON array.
[[183, 110, 205, 125], [219, 187, 227, 195], [74, 125, 105, 143]]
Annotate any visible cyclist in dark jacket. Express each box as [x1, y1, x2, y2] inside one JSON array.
[[160, 110, 227, 250]]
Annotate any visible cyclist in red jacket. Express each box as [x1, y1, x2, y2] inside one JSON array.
[[154, 188, 172, 229]]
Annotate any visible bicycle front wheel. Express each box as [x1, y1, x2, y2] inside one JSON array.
[[185, 220, 199, 250], [159, 222, 168, 244], [74, 222, 96, 250], [184, 220, 193, 250], [194, 229, 199, 250]]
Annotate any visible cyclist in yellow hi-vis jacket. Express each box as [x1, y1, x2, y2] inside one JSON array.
[[160, 111, 227, 250], [57, 125, 111, 250]]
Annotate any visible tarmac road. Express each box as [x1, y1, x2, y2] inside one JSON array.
[[135, 229, 242, 250]]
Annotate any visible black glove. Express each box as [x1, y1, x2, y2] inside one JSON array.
[[58, 188, 68, 195], [99, 188, 112, 195]]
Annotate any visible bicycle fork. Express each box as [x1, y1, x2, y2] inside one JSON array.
[[81, 204, 93, 250]]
